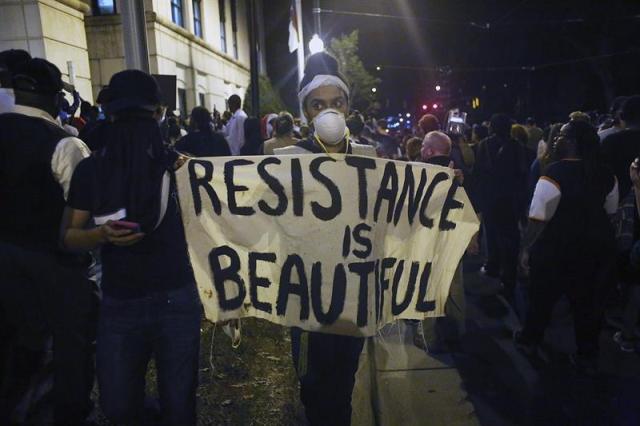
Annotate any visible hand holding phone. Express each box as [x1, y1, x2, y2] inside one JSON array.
[[101, 220, 145, 247], [111, 220, 141, 233]]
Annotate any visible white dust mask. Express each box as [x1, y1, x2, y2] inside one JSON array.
[[313, 108, 347, 146]]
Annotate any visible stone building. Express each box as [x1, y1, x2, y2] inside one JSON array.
[[0, 0, 260, 115]]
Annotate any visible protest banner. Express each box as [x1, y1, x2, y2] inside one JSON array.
[[176, 154, 479, 337]]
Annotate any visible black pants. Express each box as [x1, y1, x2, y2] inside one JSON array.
[[521, 251, 611, 357], [0, 243, 95, 425], [290, 328, 364, 426], [483, 202, 520, 291]]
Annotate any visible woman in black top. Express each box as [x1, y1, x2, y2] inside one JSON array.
[[239, 117, 264, 155], [175, 106, 231, 157], [515, 120, 618, 372], [62, 70, 201, 425]]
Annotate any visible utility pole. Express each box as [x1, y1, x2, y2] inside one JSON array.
[[294, 0, 306, 123], [117, 0, 150, 72], [313, 0, 321, 36], [247, 0, 260, 116]]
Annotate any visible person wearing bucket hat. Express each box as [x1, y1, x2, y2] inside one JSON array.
[[0, 57, 95, 425], [273, 52, 376, 426], [62, 69, 201, 425], [0, 49, 31, 113]]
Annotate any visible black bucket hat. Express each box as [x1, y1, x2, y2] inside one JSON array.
[[102, 69, 162, 114], [11, 58, 63, 95]]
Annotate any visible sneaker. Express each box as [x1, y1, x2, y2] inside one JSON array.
[[613, 331, 636, 353], [513, 330, 537, 357]]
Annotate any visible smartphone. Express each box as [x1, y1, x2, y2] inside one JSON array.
[[111, 220, 141, 233]]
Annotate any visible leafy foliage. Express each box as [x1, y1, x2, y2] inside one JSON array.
[[328, 30, 381, 111], [244, 75, 288, 117]]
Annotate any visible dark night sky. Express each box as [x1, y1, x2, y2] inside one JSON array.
[[262, 0, 640, 124]]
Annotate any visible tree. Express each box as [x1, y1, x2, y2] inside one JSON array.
[[244, 75, 288, 117], [328, 30, 381, 112]]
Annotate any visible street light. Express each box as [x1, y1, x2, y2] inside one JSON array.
[[309, 34, 324, 54], [435, 85, 441, 92]]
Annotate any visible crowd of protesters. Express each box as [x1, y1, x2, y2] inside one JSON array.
[[1, 47, 640, 426]]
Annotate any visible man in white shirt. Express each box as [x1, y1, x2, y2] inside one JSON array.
[[223, 94, 247, 155]]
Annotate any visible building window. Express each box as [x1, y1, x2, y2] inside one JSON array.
[[92, 0, 116, 15], [171, 0, 184, 27], [219, 0, 227, 53], [193, 0, 203, 38], [230, 0, 238, 59], [178, 88, 187, 118], [199, 93, 206, 107]]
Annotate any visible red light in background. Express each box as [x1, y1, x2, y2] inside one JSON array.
[[432, 103, 439, 109], [422, 104, 428, 110]]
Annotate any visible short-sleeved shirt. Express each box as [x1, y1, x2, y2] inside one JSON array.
[[68, 157, 194, 299], [529, 160, 617, 257]]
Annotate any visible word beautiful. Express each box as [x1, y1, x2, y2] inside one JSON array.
[[178, 154, 478, 337]]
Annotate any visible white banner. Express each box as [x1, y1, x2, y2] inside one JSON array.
[[177, 154, 479, 337]]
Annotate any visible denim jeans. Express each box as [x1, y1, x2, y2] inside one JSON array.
[[291, 328, 365, 426], [97, 284, 202, 426]]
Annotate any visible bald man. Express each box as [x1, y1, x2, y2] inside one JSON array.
[[421, 131, 452, 165]]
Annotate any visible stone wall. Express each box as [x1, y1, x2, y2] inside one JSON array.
[[0, 0, 93, 101]]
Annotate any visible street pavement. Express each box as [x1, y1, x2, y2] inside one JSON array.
[[351, 254, 640, 426]]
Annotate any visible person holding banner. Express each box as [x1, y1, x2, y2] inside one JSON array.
[[62, 70, 202, 425], [274, 51, 375, 426]]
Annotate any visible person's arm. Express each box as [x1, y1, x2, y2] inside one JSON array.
[[520, 176, 562, 269], [61, 207, 145, 251]]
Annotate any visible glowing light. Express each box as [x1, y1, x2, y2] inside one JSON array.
[[432, 103, 438, 109], [406, 113, 411, 118], [435, 85, 441, 92], [309, 34, 325, 54], [371, 87, 377, 93], [422, 104, 428, 110], [399, 118, 404, 122], [376, 66, 381, 71]]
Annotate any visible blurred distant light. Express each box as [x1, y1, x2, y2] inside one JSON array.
[[432, 103, 438, 109], [309, 34, 325, 54], [503, 83, 508, 88], [406, 113, 411, 118], [399, 118, 404, 122], [422, 104, 428, 110], [435, 85, 441, 92], [371, 87, 377, 93], [482, 85, 487, 90], [376, 66, 381, 71]]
